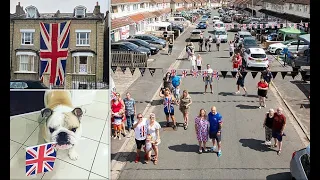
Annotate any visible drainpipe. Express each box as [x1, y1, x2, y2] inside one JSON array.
[[10, 20, 15, 79], [95, 20, 98, 89]]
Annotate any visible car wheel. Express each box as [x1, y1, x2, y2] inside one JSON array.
[[275, 49, 281, 55]]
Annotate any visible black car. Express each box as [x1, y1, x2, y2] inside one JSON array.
[[242, 37, 259, 49], [129, 34, 166, 48], [111, 42, 151, 56], [119, 39, 159, 55], [10, 80, 48, 89], [171, 24, 184, 32]]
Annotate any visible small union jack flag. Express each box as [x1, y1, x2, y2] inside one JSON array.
[[254, 24, 258, 29], [217, 24, 220, 28], [271, 24, 274, 29], [230, 24, 234, 28], [170, 69, 176, 76], [249, 24, 252, 29], [140, 125, 146, 138], [283, 23, 287, 27], [182, 70, 188, 78], [305, 23, 308, 28], [213, 71, 219, 80], [260, 24, 263, 28], [192, 70, 198, 77], [293, 23, 297, 29], [26, 142, 57, 176], [265, 24, 269, 28], [225, 24, 229, 30], [202, 70, 208, 77], [242, 24, 246, 29], [277, 24, 280, 28]]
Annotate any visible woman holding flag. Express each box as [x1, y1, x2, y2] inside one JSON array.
[[159, 87, 178, 130]]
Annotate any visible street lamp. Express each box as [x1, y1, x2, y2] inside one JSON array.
[[251, 0, 253, 18]]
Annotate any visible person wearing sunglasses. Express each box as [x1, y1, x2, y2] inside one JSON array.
[[147, 113, 161, 165], [133, 113, 148, 163], [159, 87, 177, 130]]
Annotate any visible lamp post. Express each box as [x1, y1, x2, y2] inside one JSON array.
[[251, 0, 253, 18]]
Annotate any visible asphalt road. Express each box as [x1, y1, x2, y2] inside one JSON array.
[[115, 10, 307, 180]]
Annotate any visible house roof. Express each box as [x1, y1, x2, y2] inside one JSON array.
[[111, 0, 150, 5], [129, 13, 145, 22], [111, 16, 135, 30], [183, 0, 193, 3], [141, 11, 157, 19], [176, 7, 186, 11], [150, 0, 171, 3], [284, 0, 310, 5], [262, 0, 286, 4], [171, 0, 185, 3]]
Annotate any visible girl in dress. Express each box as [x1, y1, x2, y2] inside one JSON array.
[[196, 54, 203, 71], [159, 88, 177, 130], [146, 113, 161, 165], [179, 90, 192, 130], [195, 109, 209, 154], [144, 134, 154, 164]]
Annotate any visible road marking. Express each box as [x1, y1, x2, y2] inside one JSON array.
[[111, 47, 186, 180]]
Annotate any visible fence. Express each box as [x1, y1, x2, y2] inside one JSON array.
[[111, 51, 148, 67]]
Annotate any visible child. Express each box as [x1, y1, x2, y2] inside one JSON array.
[[174, 85, 180, 101], [113, 109, 124, 140], [145, 134, 154, 164]]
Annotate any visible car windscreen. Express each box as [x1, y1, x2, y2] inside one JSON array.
[[125, 43, 139, 49], [192, 31, 201, 34], [215, 24, 224, 27], [135, 40, 149, 46], [215, 31, 226, 35], [244, 39, 257, 46], [251, 54, 266, 58]]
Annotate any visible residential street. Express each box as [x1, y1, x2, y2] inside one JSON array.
[[111, 10, 309, 179]]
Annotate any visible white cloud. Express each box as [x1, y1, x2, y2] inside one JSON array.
[[10, 0, 109, 14]]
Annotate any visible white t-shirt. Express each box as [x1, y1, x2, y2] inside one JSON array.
[[190, 56, 196, 66], [196, 58, 202, 66], [147, 120, 161, 141], [114, 117, 122, 125], [207, 68, 213, 74], [216, 37, 221, 44], [133, 118, 148, 140], [145, 141, 153, 152], [229, 44, 234, 52]]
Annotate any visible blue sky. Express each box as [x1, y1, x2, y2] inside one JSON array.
[[10, 0, 109, 14]]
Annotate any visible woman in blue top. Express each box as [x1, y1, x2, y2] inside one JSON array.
[[159, 88, 177, 130]]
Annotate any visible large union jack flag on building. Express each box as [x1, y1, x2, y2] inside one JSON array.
[[25, 142, 57, 176], [39, 21, 71, 86]]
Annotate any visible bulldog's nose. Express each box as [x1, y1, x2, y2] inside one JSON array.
[[57, 132, 69, 144]]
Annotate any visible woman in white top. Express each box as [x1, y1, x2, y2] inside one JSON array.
[[229, 41, 235, 57], [189, 53, 197, 71], [147, 113, 161, 165], [196, 54, 202, 71]]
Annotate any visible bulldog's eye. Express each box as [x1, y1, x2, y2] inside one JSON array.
[[49, 128, 55, 133], [71, 128, 77, 132]]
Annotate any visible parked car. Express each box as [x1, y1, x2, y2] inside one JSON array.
[[129, 34, 166, 48], [290, 145, 310, 180], [242, 37, 259, 49], [197, 22, 207, 29], [171, 24, 184, 32], [243, 48, 269, 68], [212, 30, 228, 43], [229, 23, 241, 32], [212, 16, 221, 23], [189, 29, 202, 41], [10, 80, 48, 89], [118, 39, 159, 55], [222, 16, 232, 23], [268, 39, 309, 55], [111, 42, 151, 56], [213, 21, 226, 31]]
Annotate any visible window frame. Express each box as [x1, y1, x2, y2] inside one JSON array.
[[16, 52, 36, 72], [25, 6, 38, 18], [72, 52, 94, 74], [75, 30, 91, 47], [74, 6, 87, 18], [20, 29, 35, 45]]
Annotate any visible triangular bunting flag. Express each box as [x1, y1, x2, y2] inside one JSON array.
[[300, 71, 307, 81], [271, 72, 278, 79], [281, 72, 287, 79], [129, 67, 136, 75], [111, 66, 117, 73], [149, 68, 156, 76], [291, 71, 298, 79], [220, 71, 228, 78], [241, 71, 248, 78], [231, 71, 237, 78], [139, 68, 146, 76], [251, 72, 258, 79], [120, 66, 127, 74]]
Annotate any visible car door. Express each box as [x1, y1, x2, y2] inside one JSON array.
[[299, 40, 309, 52], [287, 41, 298, 52], [244, 49, 250, 63]]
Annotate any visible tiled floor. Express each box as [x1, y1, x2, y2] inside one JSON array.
[[10, 90, 110, 179]]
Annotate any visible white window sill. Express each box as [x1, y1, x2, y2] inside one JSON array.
[[21, 44, 34, 46], [71, 73, 95, 75], [76, 44, 90, 47], [14, 71, 37, 74]]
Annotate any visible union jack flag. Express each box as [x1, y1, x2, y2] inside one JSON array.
[[182, 70, 188, 78], [39, 21, 71, 86], [111, 90, 117, 100], [192, 70, 198, 77], [293, 23, 297, 29], [26, 142, 57, 176], [265, 24, 269, 28], [170, 69, 176, 76], [242, 24, 246, 29], [260, 24, 263, 28], [202, 70, 208, 77], [249, 24, 252, 29], [213, 71, 219, 80], [305, 23, 308, 28], [225, 24, 229, 30], [283, 23, 287, 27], [254, 24, 258, 29], [164, 97, 173, 113]]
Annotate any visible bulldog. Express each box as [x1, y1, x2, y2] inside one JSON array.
[[41, 90, 83, 160]]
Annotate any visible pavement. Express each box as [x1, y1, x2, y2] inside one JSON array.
[[10, 90, 110, 180], [111, 10, 310, 180]]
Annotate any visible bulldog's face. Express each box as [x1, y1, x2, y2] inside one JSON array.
[[41, 108, 83, 150]]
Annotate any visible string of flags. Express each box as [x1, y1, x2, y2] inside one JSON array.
[[222, 22, 309, 30], [111, 66, 308, 80]]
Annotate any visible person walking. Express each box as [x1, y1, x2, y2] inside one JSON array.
[[263, 109, 275, 146], [123, 92, 136, 130], [257, 78, 269, 109], [133, 113, 148, 163], [189, 53, 197, 71], [204, 36, 209, 51], [195, 109, 209, 154], [196, 54, 203, 71], [216, 35, 221, 51], [199, 36, 204, 52], [208, 106, 223, 157], [204, 64, 214, 94], [168, 38, 174, 55], [179, 90, 192, 130], [147, 113, 161, 165], [163, 72, 172, 92], [234, 66, 248, 96], [229, 41, 235, 57], [272, 108, 286, 155], [159, 88, 177, 130], [208, 36, 213, 52], [262, 66, 273, 98]]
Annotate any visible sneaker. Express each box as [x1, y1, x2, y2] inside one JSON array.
[[134, 156, 140, 163], [234, 91, 240, 95], [113, 136, 117, 140], [204, 148, 208, 152], [210, 146, 216, 152], [267, 141, 272, 145], [263, 105, 266, 108], [173, 125, 177, 130], [118, 136, 121, 140], [217, 151, 222, 157], [259, 106, 262, 109], [199, 149, 202, 154], [244, 92, 248, 96], [166, 122, 170, 127]]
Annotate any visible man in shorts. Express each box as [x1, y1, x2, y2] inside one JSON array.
[[234, 66, 248, 96], [208, 106, 223, 157], [272, 108, 286, 155], [204, 64, 214, 94], [133, 113, 148, 163], [123, 92, 136, 130]]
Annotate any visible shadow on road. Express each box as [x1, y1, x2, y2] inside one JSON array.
[[218, 92, 235, 96], [189, 91, 204, 95], [266, 172, 291, 180], [111, 152, 136, 162], [168, 143, 199, 153], [290, 80, 310, 99], [160, 52, 169, 55], [239, 138, 277, 152], [216, 56, 230, 58], [236, 104, 259, 109]]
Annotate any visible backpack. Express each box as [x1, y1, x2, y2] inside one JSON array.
[[172, 76, 181, 88]]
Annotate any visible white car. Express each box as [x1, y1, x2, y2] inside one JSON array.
[[268, 40, 309, 55], [213, 21, 226, 31], [189, 29, 202, 41], [213, 30, 228, 43], [212, 16, 220, 23], [243, 48, 269, 68]]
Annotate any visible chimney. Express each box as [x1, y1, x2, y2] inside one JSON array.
[[54, 10, 60, 17], [93, 2, 100, 15], [15, 2, 22, 15]]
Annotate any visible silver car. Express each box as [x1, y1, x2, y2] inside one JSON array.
[[189, 29, 202, 41], [290, 145, 310, 180]]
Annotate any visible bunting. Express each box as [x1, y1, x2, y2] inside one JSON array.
[[149, 68, 156, 76], [251, 72, 258, 79], [221, 22, 309, 31], [120, 66, 127, 74], [281, 72, 287, 79], [129, 67, 136, 75], [111, 66, 117, 73], [139, 68, 146, 76]]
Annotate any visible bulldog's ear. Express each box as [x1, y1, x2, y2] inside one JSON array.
[[41, 108, 53, 118], [72, 108, 83, 119]]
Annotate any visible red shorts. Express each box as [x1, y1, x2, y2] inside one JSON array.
[[113, 124, 122, 131]]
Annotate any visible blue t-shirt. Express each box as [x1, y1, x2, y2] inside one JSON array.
[[208, 112, 222, 133]]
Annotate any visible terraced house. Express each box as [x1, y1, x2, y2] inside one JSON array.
[[10, 2, 107, 89]]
